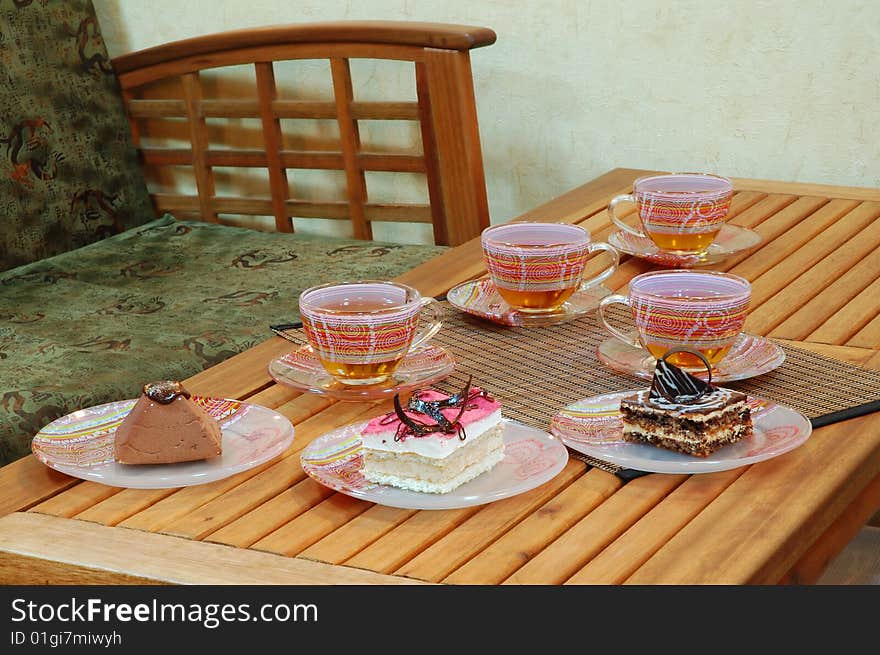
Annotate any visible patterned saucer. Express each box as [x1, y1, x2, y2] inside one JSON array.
[[268, 344, 455, 400], [31, 397, 294, 488], [550, 390, 811, 474], [608, 224, 762, 267], [446, 278, 611, 327], [597, 332, 785, 382], [301, 418, 568, 509]]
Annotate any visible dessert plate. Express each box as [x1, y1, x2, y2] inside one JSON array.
[[550, 390, 811, 474], [31, 397, 294, 488], [597, 332, 786, 382], [608, 224, 762, 267], [446, 278, 611, 327], [268, 344, 455, 400], [301, 418, 568, 510]]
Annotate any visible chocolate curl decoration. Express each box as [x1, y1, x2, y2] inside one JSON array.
[[650, 347, 714, 404], [390, 376, 488, 441]]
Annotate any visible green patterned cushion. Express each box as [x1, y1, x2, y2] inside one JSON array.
[[0, 216, 445, 463], [0, 0, 155, 271]]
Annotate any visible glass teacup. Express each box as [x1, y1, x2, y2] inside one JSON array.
[[608, 173, 734, 254], [481, 222, 619, 313], [299, 281, 442, 385], [597, 270, 751, 368]]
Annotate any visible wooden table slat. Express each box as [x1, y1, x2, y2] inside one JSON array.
[[714, 195, 828, 273], [395, 459, 587, 582], [773, 248, 880, 342], [728, 176, 880, 202], [725, 198, 860, 286], [0, 457, 80, 517], [343, 505, 485, 574], [720, 193, 798, 229], [0, 513, 425, 585], [74, 488, 178, 526], [498, 474, 686, 585], [848, 312, 880, 349], [253, 493, 372, 557], [160, 400, 388, 540], [205, 478, 335, 549], [565, 468, 746, 584], [30, 482, 121, 519], [300, 504, 418, 565], [626, 412, 880, 584], [746, 202, 880, 337], [781, 473, 880, 584], [443, 469, 623, 584]]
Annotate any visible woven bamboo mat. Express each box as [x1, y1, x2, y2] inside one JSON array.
[[274, 303, 880, 477]]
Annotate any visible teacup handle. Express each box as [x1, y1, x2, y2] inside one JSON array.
[[608, 194, 647, 238], [597, 294, 641, 347], [580, 242, 620, 289], [409, 297, 443, 351]]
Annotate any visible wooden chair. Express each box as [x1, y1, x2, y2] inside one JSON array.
[[114, 21, 496, 246]]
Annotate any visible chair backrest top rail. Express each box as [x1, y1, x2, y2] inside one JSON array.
[[113, 21, 497, 75]]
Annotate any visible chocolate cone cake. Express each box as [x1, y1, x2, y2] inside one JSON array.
[[115, 381, 223, 465]]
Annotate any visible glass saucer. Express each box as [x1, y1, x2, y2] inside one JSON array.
[[268, 344, 455, 400], [446, 278, 611, 327], [608, 224, 762, 267], [550, 391, 811, 474], [597, 331, 786, 382]]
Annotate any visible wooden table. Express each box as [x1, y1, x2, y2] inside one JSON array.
[[2, 168, 879, 585]]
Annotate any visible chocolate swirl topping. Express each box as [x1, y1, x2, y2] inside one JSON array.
[[143, 380, 191, 405], [650, 348, 715, 405], [383, 375, 493, 441]]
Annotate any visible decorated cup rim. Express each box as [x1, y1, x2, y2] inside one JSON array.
[[481, 221, 591, 249], [628, 269, 751, 302], [299, 280, 422, 316], [633, 172, 733, 199]]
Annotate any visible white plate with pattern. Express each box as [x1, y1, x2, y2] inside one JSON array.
[[550, 390, 811, 474], [32, 397, 294, 488]]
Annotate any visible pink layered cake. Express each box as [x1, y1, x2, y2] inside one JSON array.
[[360, 382, 505, 493]]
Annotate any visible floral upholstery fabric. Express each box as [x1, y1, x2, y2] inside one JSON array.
[[0, 216, 445, 463], [0, 0, 155, 271]]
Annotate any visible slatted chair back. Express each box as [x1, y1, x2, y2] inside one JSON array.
[[111, 21, 496, 246]]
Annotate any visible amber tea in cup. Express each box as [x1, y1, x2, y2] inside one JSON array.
[[608, 173, 733, 254], [480, 222, 619, 313], [597, 270, 751, 368], [299, 281, 442, 385]]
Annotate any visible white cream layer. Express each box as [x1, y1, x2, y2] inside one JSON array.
[[363, 448, 505, 494], [360, 410, 503, 459], [622, 423, 751, 446]]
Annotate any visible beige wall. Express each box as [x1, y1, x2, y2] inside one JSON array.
[[94, 0, 879, 239]]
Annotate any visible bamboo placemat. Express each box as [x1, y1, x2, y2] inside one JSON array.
[[273, 304, 880, 477]]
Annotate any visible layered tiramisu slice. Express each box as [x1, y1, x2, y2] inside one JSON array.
[[360, 379, 505, 493], [619, 354, 752, 457]]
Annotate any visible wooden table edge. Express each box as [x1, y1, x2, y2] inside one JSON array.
[[0, 512, 430, 585]]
